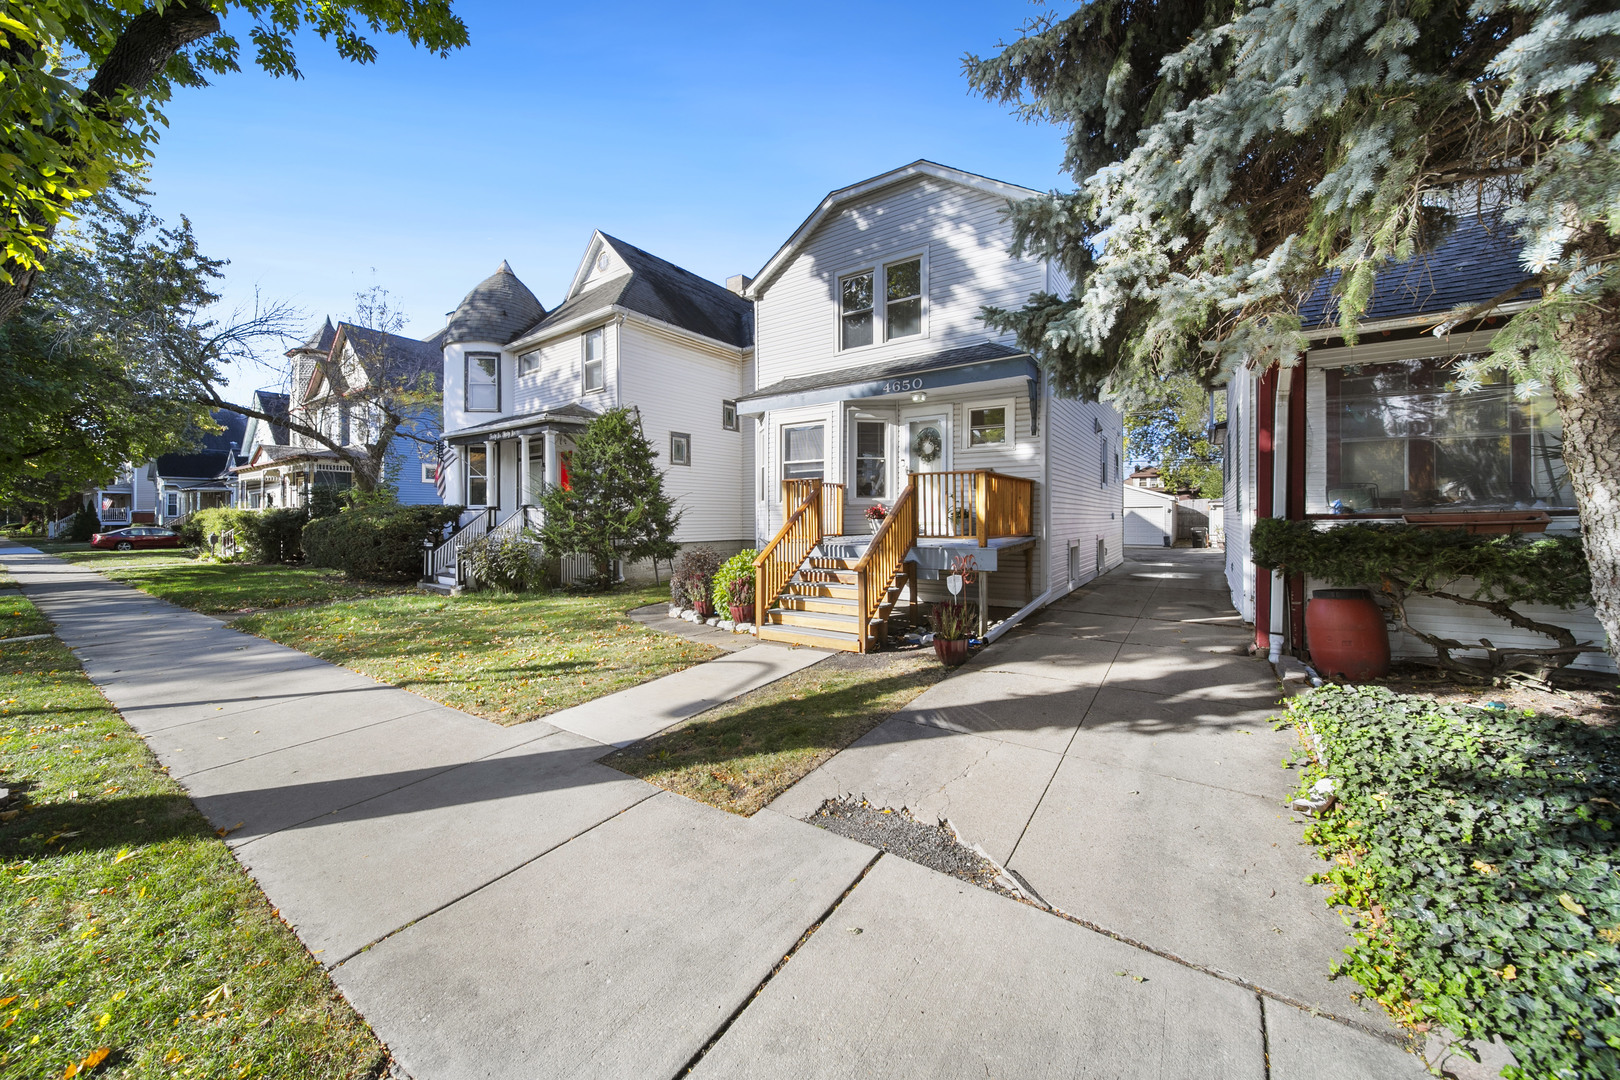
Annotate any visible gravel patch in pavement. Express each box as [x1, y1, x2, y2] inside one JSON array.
[[809, 796, 1007, 892]]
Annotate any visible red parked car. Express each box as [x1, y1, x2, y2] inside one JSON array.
[[89, 526, 184, 551]]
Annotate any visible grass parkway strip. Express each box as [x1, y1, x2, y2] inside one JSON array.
[[0, 593, 387, 1079]]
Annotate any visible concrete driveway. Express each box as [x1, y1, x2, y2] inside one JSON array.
[[5, 544, 1434, 1079]]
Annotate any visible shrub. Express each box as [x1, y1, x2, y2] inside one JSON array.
[[1285, 684, 1618, 1079], [1251, 518, 1596, 676], [670, 546, 722, 609], [710, 549, 759, 610], [68, 505, 99, 541], [461, 533, 548, 593], [303, 505, 462, 580], [307, 485, 345, 520]]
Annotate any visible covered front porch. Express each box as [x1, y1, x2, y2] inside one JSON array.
[[755, 473, 1036, 653], [444, 405, 596, 522]]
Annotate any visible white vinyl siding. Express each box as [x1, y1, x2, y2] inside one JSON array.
[[615, 320, 747, 545], [754, 176, 1045, 389], [1043, 392, 1125, 596], [510, 322, 622, 417]]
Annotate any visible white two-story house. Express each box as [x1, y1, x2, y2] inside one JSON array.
[[739, 161, 1125, 650], [430, 239, 754, 586]]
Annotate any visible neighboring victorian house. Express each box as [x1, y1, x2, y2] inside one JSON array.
[[1221, 214, 1613, 672], [234, 318, 444, 508], [428, 243, 753, 587], [738, 161, 1126, 651], [84, 408, 247, 527]]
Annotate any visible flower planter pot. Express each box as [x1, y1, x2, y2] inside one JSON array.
[[691, 601, 714, 619], [729, 603, 755, 625], [1305, 588, 1390, 681], [867, 518, 884, 534], [933, 638, 971, 667], [1399, 511, 1551, 535]]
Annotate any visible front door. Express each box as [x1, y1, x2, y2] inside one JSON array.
[[904, 414, 950, 478]]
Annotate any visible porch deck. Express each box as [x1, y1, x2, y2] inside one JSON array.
[[815, 534, 1035, 572]]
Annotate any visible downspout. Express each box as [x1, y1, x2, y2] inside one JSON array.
[[1285, 362, 1308, 656], [1254, 365, 1278, 660]]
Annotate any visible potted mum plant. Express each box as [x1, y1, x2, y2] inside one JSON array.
[[865, 503, 888, 533], [710, 548, 760, 626]]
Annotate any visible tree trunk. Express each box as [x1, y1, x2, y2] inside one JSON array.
[[1552, 276, 1620, 661]]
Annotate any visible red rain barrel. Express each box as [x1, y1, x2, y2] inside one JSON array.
[[1305, 589, 1391, 680]]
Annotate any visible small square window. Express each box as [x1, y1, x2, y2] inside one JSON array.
[[518, 350, 540, 376], [670, 432, 691, 466], [421, 463, 437, 485], [969, 406, 1007, 446], [722, 400, 738, 431], [583, 328, 605, 392]]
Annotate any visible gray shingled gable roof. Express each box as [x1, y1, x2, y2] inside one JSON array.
[[336, 322, 442, 388], [155, 408, 248, 480], [294, 317, 336, 354], [1299, 212, 1539, 328], [513, 237, 753, 349], [444, 261, 547, 345], [252, 390, 291, 446]]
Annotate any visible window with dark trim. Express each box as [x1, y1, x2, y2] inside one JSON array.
[[466, 446, 489, 505], [670, 432, 691, 466], [466, 353, 499, 412], [722, 400, 738, 431], [1322, 356, 1573, 511]]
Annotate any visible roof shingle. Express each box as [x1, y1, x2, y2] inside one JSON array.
[[444, 261, 547, 345]]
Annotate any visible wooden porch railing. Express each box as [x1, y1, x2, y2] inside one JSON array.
[[783, 478, 845, 536], [757, 480, 825, 621], [853, 482, 917, 647], [910, 470, 1034, 546]]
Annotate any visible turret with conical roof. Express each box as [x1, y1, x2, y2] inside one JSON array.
[[444, 261, 546, 345]]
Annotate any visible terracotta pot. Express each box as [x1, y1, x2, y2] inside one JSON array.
[[933, 638, 971, 666], [1306, 589, 1391, 680], [729, 603, 755, 624], [691, 600, 714, 619]]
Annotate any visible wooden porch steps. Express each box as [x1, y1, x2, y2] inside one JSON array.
[[758, 554, 911, 653]]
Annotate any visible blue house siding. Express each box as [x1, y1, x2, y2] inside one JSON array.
[[389, 405, 444, 506]]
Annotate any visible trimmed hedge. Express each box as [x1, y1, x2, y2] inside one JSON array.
[[461, 533, 547, 593], [303, 505, 462, 581], [1286, 685, 1618, 1078], [185, 507, 309, 563]]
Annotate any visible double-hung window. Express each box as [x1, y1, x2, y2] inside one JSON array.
[[466, 353, 500, 412], [518, 350, 540, 377], [968, 406, 1008, 447], [466, 447, 489, 505], [782, 424, 825, 483], [582, 328, 605, 392], [853, 421, 887, 498], [839, 257, 924, 350]]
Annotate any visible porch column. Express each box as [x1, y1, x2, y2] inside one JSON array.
[[519, 434, 532, 506], [544, 429, 561, 489], [483, 439, 496, 509]]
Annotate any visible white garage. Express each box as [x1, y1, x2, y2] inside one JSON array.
[[1123, 484, 1178, 547]]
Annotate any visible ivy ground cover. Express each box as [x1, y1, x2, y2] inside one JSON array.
[[0, 605, 384, 1078], [1284, 685, 1617, 1079]]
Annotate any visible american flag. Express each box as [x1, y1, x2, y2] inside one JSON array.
[[435, 440, 453, 501]]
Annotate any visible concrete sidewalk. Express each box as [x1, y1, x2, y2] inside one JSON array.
[[6, 544, 1434, 1079]]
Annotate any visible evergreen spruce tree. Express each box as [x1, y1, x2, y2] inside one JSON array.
[[535, 408, 681, 587], [967, 0, 1620, 658]]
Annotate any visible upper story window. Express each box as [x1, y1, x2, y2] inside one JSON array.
[[466, 353, 500, 412], [1320, 356, 1573, 511], [722, 400, 738, 431], [840, 256, 924, 351], [583, 328, 605, 392], [518, 350, 540, 377]]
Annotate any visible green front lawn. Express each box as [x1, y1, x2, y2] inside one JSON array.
[[0, 595, 50, 639], [0, 605, 385, 1078], [1285, 685, 1618, 1079], [237, 586, 717, 725], [606, 651, 949, 815], [47, 549, 408, 615]]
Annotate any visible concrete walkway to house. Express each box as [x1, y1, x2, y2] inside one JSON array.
[[4, 544, 1441, 1079]]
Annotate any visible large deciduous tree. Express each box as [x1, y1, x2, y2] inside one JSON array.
[[967, 0, 1620, 656], [0, 0, 468, 323], [1123, 375, 1224, 496]]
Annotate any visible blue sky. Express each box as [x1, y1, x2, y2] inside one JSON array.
[[143, 1, 1072, 395]]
